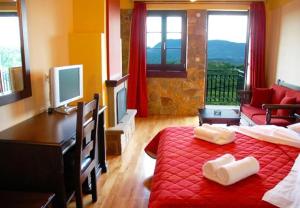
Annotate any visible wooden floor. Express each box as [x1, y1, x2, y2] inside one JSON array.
[[68, 115, 198, 208]]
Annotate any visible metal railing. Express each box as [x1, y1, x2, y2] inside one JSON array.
[[206, 70, 245, 105], [0, 68, 12, 94]]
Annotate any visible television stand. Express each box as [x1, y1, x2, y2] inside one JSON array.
[[54, 104, 77, 115]]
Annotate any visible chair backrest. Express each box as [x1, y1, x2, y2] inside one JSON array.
[[75, 94, 100, 176]]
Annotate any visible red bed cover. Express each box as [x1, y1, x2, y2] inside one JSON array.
[[145, 127, 300, 208]]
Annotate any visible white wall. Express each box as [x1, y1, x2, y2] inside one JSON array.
[[266, 0, 300, 86]]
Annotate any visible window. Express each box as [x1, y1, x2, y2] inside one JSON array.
[[146, 11, 187, 77]]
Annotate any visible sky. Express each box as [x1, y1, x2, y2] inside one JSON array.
[[0, 17, 21, 48], [147, 16, 182, 48], [208, 15, 248, 43]]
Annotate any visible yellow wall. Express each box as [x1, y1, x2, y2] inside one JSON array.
[[70, 0, 107, 106], [73, 0, 105, 33], [0, 0, 73, 131], [266, 0, 300, 86], [121, 0, 133, 9], [266, 0, 292, 10]]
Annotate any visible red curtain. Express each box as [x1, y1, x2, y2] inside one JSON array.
[[249, 2, 266, 89], [127, 2, 148, 117]]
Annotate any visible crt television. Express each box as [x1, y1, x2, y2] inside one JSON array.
[[50, 65, 83, 109]]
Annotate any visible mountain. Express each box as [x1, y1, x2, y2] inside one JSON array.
[[208, 40, 246, 65], [147, 39, 246, 65]]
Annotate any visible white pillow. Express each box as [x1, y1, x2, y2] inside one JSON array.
[[287, 123, 300, 134]]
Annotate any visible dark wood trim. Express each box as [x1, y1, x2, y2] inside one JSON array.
[[0, 0, 32, 106], [147, 64, 186, 71], [0, 12, 18, 17], [147, 70, 187, 78], [208, 11, 249, 16], [105, 74, 129, 87], [262, 104, 300, 110]]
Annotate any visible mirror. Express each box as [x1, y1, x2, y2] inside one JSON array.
[[0, 0, 31, 106]]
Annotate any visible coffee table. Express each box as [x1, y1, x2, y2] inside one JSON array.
[[198, 108, 240, 126]]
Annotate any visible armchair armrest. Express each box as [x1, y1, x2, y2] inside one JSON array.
[[238, 90, 252, 105], [262, 104, 300, 110], [262, 104, 300, 124]]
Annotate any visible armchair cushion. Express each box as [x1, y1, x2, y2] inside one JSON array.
[[271, 84, 289, 104], [250, 88, 273, 107], [277, 96, 296, 117], [286, 89, 300, 114], [252, 114, 291, 126], [241, 104, 266, 119]]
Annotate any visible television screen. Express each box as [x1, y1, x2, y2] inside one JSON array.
[[59, 68, 80, 103], [50, 64, 83, 108]]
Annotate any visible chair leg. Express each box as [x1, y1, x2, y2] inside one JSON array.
[[91, 168, 98, 202], [75, 181, 84, 208]]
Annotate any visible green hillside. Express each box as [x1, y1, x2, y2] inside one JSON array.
[[147, 39, 246, 65]]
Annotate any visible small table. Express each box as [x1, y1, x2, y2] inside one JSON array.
[[198, 108, 240, 126]]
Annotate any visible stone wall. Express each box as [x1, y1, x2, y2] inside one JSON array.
[[121, 10, 132, 76], [121, 10, 207, 115]]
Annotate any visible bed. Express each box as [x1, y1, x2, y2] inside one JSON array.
[[145, 127, 300, 208]]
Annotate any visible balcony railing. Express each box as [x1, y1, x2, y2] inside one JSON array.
[[206, 70, 245, 105], [0, 68, 12, 94]]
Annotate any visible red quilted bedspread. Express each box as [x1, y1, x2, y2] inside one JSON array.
[[145, 127, 300, 208]]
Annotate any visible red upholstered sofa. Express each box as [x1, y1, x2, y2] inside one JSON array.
[[239, 80, 300, 126]]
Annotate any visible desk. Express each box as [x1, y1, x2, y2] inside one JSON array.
[[0, 106, 106, 208]]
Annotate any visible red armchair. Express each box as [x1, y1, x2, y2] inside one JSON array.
[[239, 80, 300, 126]]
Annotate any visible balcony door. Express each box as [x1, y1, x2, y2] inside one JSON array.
[[206, 11, 249, 106]]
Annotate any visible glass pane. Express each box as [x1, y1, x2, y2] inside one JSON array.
[[0, 16, 23, 95], [147, 17, 162, 32], [147, 48, 161, 64], [147, 33, 161, 48], [167, 17, 182, 32], [166, 49, 181, 64], [166, 33, 181, 48]]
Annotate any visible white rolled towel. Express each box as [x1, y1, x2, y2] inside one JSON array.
[[202, 124, 236, 141], [216, 156, 260, 186], [194, 127, 219, 142], [202, 154, 236, 182], [194, 125, 235, 145]]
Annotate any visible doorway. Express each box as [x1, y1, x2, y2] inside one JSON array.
[[206, 11, 249, 106]]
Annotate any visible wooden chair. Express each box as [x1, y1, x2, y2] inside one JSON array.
[[74, 93, 100, 208]]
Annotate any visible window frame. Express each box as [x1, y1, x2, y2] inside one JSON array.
[[146, 10, 187, 78]]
